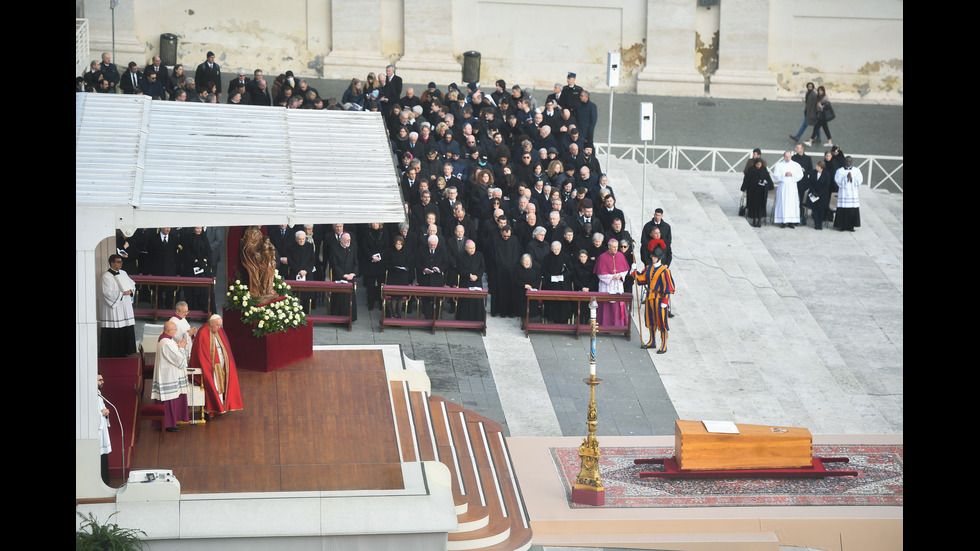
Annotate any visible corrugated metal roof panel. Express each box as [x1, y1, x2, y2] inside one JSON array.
[[75, 94, 406, 228]]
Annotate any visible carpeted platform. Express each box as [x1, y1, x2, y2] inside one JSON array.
[[551, 445, 903, 508]]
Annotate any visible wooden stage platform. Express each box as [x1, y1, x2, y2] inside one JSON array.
[[131, 349, 404, 494]]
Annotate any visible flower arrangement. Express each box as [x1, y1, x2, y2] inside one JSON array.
[[225, 272, 307, 337]]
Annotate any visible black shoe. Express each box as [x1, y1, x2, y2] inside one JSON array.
[[656, 349, 667, 354], [166, 427, 179, 432], [789, 224, 796, 229], [668, 312, 675, 318], [204, 412, 212, 421], [789, 134, 799, 142], [641, 344, 653, 349]]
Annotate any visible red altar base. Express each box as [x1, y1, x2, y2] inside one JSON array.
[[222, 307, 313, 372], [571, 487, 605, 506]]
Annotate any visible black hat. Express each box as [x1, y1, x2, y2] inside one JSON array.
[[428, 81, 437, 89], [567, 72, 576, 79], [651, 246, 664, 259]]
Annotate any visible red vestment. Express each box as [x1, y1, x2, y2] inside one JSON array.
[[191, 324, 244, 414]]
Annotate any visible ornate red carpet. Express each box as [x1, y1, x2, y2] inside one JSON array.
[[551, 445, 903, 508]]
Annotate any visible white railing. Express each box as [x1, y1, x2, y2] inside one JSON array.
[[76, 19, 90, 78], [595, 143, 903, 192]]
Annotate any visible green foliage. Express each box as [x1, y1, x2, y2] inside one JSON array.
[[76, 511, 147, 551]]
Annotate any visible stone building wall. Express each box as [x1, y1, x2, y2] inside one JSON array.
[[79, 0, 902, 103]]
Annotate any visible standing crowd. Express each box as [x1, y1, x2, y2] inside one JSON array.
[[741, 143, 862, 231], [86, 50, 678, 338]]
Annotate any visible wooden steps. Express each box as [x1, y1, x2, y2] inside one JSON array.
[[389, 380, 532, 551]]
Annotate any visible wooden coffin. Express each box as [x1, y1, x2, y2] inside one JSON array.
[[674, 419, 812, 471]]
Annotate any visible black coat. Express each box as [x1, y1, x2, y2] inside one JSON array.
[[571, 258, 596, 292], [541, 249, 573, 323], [740, 166, 774, 219], [195, 61, 221, 95], [416, 244, 449, 287], [120, 69, 144, 94], [384, 245, 414, 286], [145, 231, 179, 276], [641, 218, 673, 253], [328, 244, 359, 281], [359, 227, 389, 277], [806, 169, 833, 211], [180, 231, 212, 277], [286, 241, 316, 280]]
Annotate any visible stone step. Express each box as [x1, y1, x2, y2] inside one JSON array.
[[422, 393, 532, 551], [631, 167, 900, 432]]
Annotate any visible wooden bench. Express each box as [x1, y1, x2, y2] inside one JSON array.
[[285, 279, 356, 331], [381, 284, 488, 335], [524, 290, 632, 340], [130, 275, 215, 321]]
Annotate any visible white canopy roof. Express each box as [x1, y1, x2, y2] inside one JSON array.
[[75, 93, 406, 230]]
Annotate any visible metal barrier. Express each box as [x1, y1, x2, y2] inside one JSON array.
[[76, 19, 90, 77], [595, 143, 903, 193]]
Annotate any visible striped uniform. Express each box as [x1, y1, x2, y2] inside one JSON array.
[[634, 262, 675, 352]]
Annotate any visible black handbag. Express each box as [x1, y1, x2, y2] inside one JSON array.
[[821, 101, 836, 122]]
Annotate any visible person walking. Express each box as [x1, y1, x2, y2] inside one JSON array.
[[804, 86, 834, 148]]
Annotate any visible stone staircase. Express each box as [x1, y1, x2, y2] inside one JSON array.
[[390, 379, 532, 551]]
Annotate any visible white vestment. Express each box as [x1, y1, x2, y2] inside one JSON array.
[[597, 272, 627, 294], [98, 270, 135, 328], [152, 337, 189, 402], [835, 166, 863, 208], [772, 159, 804, 224], [98, 394, 111, 455], [169, 316, 194, 362]]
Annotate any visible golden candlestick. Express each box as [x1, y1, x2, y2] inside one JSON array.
[[572, 297, 605, 505]]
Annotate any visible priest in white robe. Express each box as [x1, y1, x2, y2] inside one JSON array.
[[152, 321, 190, 431], [772, 151, 804, 227], [833, 156, 863, 231], [98, 254, 137, 357], [169, 301, 199, 363]]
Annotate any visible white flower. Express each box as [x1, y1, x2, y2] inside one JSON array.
[[257, 321, 264, 328], [235, 279, 241, 284]]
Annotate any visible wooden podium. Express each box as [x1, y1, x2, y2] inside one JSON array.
[[675, 420, 812, 470]]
